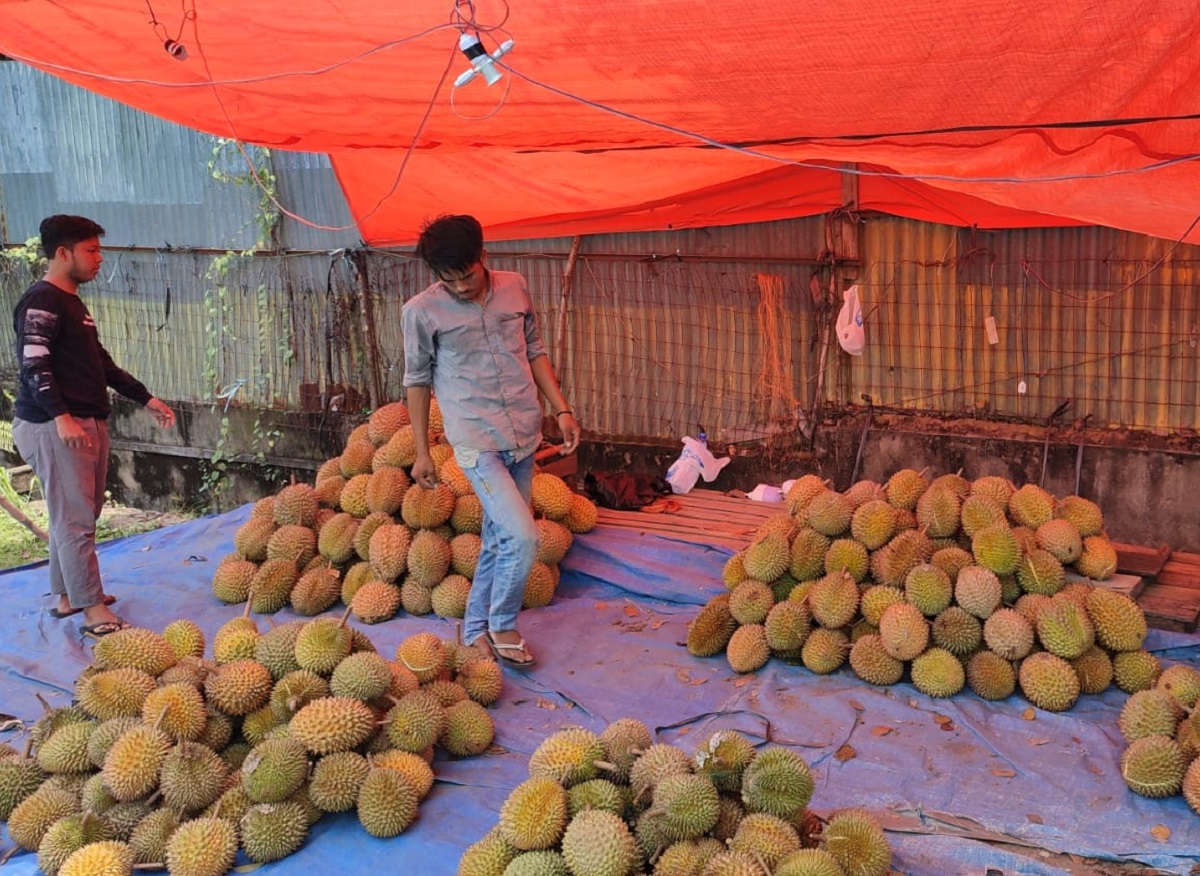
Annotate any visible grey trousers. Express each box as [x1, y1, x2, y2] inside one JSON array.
[[12, 416, 110, 609]]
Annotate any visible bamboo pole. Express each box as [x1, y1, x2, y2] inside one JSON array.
[[0, 494, 48, 541], [554, 235, 583, 372], [349, 251, 382, 410]]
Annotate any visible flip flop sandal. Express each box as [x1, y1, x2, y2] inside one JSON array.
[[79, 619, 129, 639], [640, 499, 668, 514], [49, 594, 117, 619], [487, 634, 536, 668]]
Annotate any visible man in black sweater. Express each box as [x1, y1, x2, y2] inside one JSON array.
[[12, 215, 176, 637]]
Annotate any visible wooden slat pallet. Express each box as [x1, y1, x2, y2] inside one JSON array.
[[1112, 541, 1171, 577], [593, 489, 780, 553], [1137, 549, 1200, 633]]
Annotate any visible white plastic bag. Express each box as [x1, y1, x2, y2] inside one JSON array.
[[836, 284, 865, 356], [665, 436, 732, 493]]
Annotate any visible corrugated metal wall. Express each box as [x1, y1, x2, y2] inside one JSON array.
[[850, 218, 1200, 432]]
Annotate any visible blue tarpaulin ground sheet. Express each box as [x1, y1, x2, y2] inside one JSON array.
[[2, 506, 1199, 875]]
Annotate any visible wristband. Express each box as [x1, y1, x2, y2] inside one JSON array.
[[556, 409, 573, 417]]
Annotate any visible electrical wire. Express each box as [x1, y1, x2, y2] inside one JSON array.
[[498, 61, 1200, 186], [188, 7, 459, 233]]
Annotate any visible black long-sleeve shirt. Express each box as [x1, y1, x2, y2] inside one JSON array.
[[13, 280, 152, 423]]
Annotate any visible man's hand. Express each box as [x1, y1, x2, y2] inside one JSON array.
[[55, 414, 91, 450], [411, 451, 439, 489], [146, 398, 176, 428], [559, 413, 580, 455]]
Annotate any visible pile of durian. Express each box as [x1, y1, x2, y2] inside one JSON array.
[[215, 400, 598, 624], [459, 719, 893, 876], [1117, 663, 1200, 811], [689, 469, 1155, 712], [0, 613, 503, 876]]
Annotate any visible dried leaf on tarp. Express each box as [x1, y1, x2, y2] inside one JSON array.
[[651, 620, 667, 629], [1151, 824, 1170, 842], [677, 727, 691, 735], [1028, 738, 1049, 746], [624, 604, 640, 617], [624, 622, 647, 632], [734, 675, 755, 687], [933, 714, 953, 726], [691, 677, 708, 685], [991, 768, 1016, 777], [834, 744, 856, 762], [871, 726, 894, 736], [233, 866, 262, 874], [1087, 763, 1104, 775], [536, 698, 557, 710], [676, 669, 692, 684], [1027, 813, 1043, 824], [1022, 707, 1036, 721], [847, 699, 864, 712], [594, 602, 608, 610]]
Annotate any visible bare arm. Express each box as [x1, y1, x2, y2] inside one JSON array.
[[406, 384, 438, 488], [530, 356, 579, 455]]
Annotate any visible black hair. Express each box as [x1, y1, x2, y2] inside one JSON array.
[[414, 214, 484, 275], [39, 215, 105, 259]]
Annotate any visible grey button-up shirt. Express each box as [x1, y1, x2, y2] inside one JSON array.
[[401, 269, 546, 467]]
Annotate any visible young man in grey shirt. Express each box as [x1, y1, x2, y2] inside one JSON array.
[[402, 214, 579, 667]]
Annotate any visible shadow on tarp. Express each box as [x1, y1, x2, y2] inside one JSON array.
[[1, 508, 1198, 876]]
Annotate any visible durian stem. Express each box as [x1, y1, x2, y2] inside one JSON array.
[[133, 864, 166, 870], [752, 851, 771, 875], [338, 605, 354, 628], [592, 759, 617, 772], [34, 691, 52, 714], [0, 846, 19, 865]]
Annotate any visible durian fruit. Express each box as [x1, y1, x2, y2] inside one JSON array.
[[800, 628, 849, 675], [159, 741, 228, 814], [500, 776, 570, 851], [1034, 596, 1095, 660], [849, 635, 904, 686], [1113, 650, 1162, 694], [142, 682, 207, 742], [1035, 519, 1083, 564], [775, 848, 845, 876], [915, 485, 961, 538], [1018, 652, 1080, 712], [7, 786, 81, 850], [101, 723, 172, 801], [598, 718, 653, 786], [460, 827, 521, 876], [1158, 664, 1200, 709], [931, 606, 983, 656], [440, 700, 495, 757], [789, 528, 831, 582], [808, 571, 859, 629], [1070, 646, 1114, 695], [317, 513, 360, 564], [878, 603, 929, 662], [37, 811, 113, 876], [971, 524, 1021, 576], [820, 807, 892, 876], [384, 690, 448, 753], [294, 614, 355, 675], [1008, 484, 1055, 529], [290, 696, 377, 754], [560, 808, 640, 876], [164, 816, 238, 876], [162, 619, 206, 659], [959, 494, 1007, 538], [241, 737, 310, 803], [982, 608, 1035, 661], [203, 659, 273, 716], [764, 600, 812, 657], [692, 731, 756, 795], [0, 753, 49, 820], [240, 800, 310, 862], [530, 473, 575, 521], [1074, 535, 1118, 580], [330, 651, 394, 701], [1085, 588, 1147, 652], [904, 564, 953, 617], [743, 534, 791, 583], [726, 811, 801, 871], [57, 840, 134, 876], [233, 517, 276, 562], [307, 751, 370, 813], [1118, 689, 1184, 743], [274, 483, 320, 527], [965, 650, 1017, 701], [1120, 735, 1186, 798], [740, 747, 813, 821], [1016, 549, 1066, 596], [528, 728, 607, 788], [1055, 495, 1104, 537], [562, 493, 600, 534], [648, 773, 721, 840], [356, 767, 420, 838], [884, 468, 928, 511], [687, 594, 739, 658], [806, 491, 853, 537], [726, 624, 771, 674], [92, 627, 178, 677], [127, 807, 180, 866], [910, 647, 965, 698]]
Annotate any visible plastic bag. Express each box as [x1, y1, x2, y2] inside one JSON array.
[[836, 284, 865, 356], [665, 436, 731, 494]]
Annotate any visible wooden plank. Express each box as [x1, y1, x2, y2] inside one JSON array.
[[1137, 583, 1200, 633], [1154, 561, 1200, 590], [1111, 541, 1171, 577], [1167, 550, 1200, 568], [592, 523, 746, 552], [1064, 570, 1145, 600]]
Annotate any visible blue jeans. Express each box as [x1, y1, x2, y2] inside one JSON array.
[[460, 449, 538, 645]]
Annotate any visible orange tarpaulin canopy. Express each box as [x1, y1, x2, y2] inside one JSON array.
[[1, 0, 1197, 245]]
